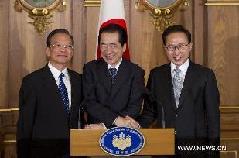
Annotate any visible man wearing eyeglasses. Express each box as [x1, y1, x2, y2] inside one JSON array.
[[83, 24, 145, 129], [17, 29, 84, 158], [138, 25, 220, 157]]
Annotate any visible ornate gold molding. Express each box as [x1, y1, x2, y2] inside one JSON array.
[[135, 0, 189, 32], [14, 0, 67, 34], [84, 0, 101, 7]]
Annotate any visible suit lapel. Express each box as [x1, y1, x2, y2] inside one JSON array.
[[111, 60, 130, 98], [42, 66, 72, 117], [177, 62, 195, 109], [41, 66, 62, 105], [98, 60, 112, 95], [164, 64, 177, 110], [41, 66, 58, 91], [68, 70, 77, 112]]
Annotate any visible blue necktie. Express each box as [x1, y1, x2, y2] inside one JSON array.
[[109, 68, 117, 84], [58, 73, 70, 113], [172, 68, 183, 108]]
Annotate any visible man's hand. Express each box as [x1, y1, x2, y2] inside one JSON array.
[[114, 116, 130, 127], [125, 116, 141, 129], [114, 116, 141, 129]]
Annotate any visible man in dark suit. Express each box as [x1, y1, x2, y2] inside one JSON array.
[[17, 29, 84, 158], [138, 25, 220, 157], [83, 24, 145, 128]]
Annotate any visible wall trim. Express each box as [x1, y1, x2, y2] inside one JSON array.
[[84, 0, 100, 7], [220, 106, 239, 113], [0, 108, 19, 112], [205, 2, 239, 5], [0, 106, 239, 112], [220, 150, 238, 158]]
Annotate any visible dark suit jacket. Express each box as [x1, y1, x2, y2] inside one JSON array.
[[17, 65, 84, 158], [139, 61, 220, 155], [82, 59, 145, 128]]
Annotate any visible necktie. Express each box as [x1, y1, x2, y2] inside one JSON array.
[[109, 68, 117, 84], [172, 68, 183, 108], [58, 73, 70, 113]]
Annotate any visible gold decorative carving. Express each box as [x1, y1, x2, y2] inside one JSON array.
[[84, 0, 101, 7], [135, 0, 189, 32], [14, 0, 67, 34]]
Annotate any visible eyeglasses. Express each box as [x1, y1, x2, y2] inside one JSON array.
[[50, 43, 74, 50], [100, 43, 120, 50], [164, 43, 190, 52]]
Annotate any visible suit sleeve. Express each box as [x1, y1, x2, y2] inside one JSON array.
[[205, 69, 220, 144], [120, 67, 146, 118], [69, 72, 85, 129], [17, 77, 37, 158], [137, 71, 160, 128], [82, 64, 119, 127]]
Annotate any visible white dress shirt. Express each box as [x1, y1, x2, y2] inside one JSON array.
[[48, 63, 72, 107], [170, 59, 189, 84], [107, 58, 122, 70]]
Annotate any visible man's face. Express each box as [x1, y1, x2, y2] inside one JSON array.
[[46, 33, 73, 69], [100, 32, 126, 66], [164, 32, 192, 67]]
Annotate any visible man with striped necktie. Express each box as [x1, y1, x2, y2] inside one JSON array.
[[138, 25, 220, 157], [17, 29, 84, 158]]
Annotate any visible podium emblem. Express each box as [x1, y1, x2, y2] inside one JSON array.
[[99, 127, 145, 156]]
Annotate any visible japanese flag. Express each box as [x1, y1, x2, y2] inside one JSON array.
[[96, 0, 130, 60]]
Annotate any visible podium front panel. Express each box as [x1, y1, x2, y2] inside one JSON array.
[[70, 128, 175, 156]]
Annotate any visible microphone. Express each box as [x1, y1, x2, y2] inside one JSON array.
[[161, 105, 165, 128]]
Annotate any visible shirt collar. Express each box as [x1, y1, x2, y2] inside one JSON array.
[[107, 58, 122, 71], [171, 59, 189, 76], [48, 62, 69, 80]]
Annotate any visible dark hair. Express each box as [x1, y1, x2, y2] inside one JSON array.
[[98, 24, 128, 46], [46, 29, 74, 47], [162, 25, 191, 45]]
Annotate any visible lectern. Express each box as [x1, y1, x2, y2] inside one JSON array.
[[70, 128, 175, 156]]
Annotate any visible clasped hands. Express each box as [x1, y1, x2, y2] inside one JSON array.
[[84, 116, 140, 129], [114, 116, 140, 128]]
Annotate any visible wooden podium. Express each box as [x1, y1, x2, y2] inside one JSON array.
[[70, 128, 175, 156]]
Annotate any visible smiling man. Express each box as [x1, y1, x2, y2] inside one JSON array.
[[138, 25, 220, 157], [83, 24, 145, 129], [17, 29, 84, 158]]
